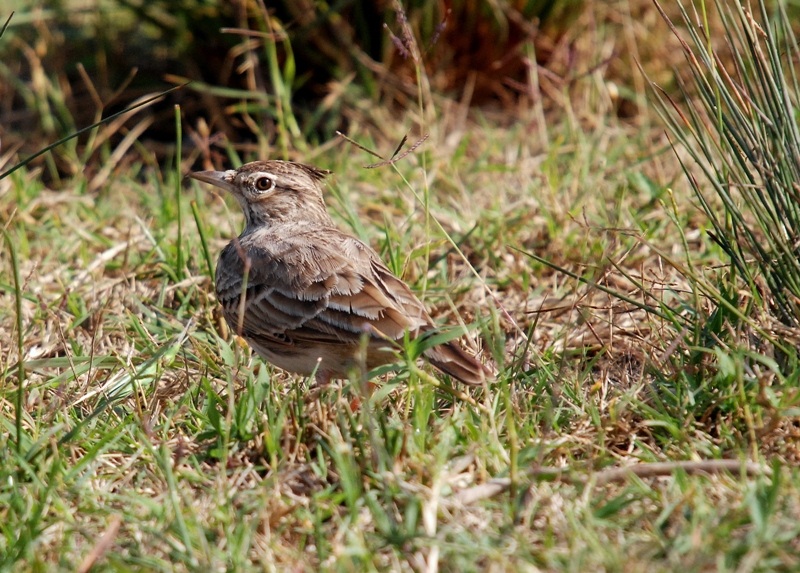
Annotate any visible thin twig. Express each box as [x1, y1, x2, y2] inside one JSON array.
[[452, 459, 772, 505], [76, 514, 122, 573], [366, 134, 429, 169], [335, 131, 383, 159]]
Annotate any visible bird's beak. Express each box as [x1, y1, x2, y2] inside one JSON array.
[[187, 170, 236, 194]]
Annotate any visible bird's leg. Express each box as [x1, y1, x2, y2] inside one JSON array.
[[348, 369, 380, 412], [311, 367, 333, 393]]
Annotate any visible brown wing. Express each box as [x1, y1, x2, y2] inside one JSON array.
[[215, 226, 430, 348], [216, 224, 492, 385]]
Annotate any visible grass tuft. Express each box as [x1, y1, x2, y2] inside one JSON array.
[[652, 0, 800, 328]]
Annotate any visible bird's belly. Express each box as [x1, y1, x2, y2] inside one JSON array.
[[245, 338, 328, 376], [244, 336, 397, 379]]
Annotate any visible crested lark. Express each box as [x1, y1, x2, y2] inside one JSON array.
[[190, 160, 491, 385]]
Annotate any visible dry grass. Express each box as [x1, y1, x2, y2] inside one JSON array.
[[2, 1, 800, 571]]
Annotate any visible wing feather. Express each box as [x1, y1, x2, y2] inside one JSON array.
[[216, 224, 490, 384], [216, 226, 431, 348]]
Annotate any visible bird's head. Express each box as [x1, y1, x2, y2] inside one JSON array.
[[189, 160, 333, 230]]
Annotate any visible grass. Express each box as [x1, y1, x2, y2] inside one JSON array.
[[2, 1, 800, 571]]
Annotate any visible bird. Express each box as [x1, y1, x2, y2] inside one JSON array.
[[189, 160, 492, 386]]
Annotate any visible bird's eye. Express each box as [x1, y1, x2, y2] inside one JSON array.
[[254, 176, 275, 192]]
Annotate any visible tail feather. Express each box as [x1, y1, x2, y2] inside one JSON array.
[[424, 341, 493, 386]]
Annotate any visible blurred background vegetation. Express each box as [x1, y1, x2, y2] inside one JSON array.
[[1, 0, 612, 179]]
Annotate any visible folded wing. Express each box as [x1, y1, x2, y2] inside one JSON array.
[[216, 225, 489, 384]]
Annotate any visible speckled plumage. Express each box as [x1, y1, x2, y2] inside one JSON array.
[[190, 160, 491, 385]]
